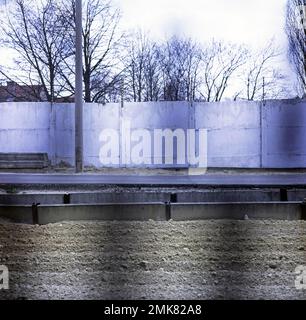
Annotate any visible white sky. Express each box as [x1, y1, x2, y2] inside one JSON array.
[[115, 0, 289, 48], [0, 0, 290, 55]]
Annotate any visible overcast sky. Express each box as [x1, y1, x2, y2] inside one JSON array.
[[115, 0, 289, 49], [0, 0, 290, 52]]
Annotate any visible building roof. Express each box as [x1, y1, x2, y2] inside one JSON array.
[[0, 81, 46, 102]]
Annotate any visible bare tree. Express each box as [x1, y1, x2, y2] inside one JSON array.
[[198, 41, 248, 102], [142, 37, 163, 102], [0, 0, 124, 103], [121, 31, 162, 102], [58, 0, 124, 103], [236, 41, 287, 101], [159, 36, 202, 101], [123, 36, 250, 103], [122, 31, 148, 102], [286, 0, 306, 96], [0, 0, 71, 102]]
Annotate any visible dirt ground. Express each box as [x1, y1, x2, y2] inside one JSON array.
[[0, 219, 306, 300]]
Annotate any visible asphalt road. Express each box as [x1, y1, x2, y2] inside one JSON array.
[[0, 173, 306, 187]]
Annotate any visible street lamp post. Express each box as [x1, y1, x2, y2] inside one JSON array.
[[75, 0, 83, 173]]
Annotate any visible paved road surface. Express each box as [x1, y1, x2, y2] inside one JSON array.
[[0, 173, 306, 187]]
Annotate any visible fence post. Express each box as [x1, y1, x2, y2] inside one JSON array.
[[49, 102, 56, 166]]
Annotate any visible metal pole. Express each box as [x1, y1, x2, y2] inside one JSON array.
[[75, 0, 83, 172]]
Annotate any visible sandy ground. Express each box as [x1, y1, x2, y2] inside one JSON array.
[[0, 219, 306, 300]]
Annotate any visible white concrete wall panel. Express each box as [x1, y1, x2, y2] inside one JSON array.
[[1, 99, 306, 168]]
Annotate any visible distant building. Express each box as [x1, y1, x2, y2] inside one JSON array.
[[0, 81, 47, 102], [0, 81, 75, 103]]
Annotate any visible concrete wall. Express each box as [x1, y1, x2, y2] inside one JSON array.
[[0, 99, 306, 168], [262, 99, 306, 168], [195, 101, 261, 168], [0, 103, 50, 154], [122, 102, 191, 167], [52, 102, 120, 167]]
